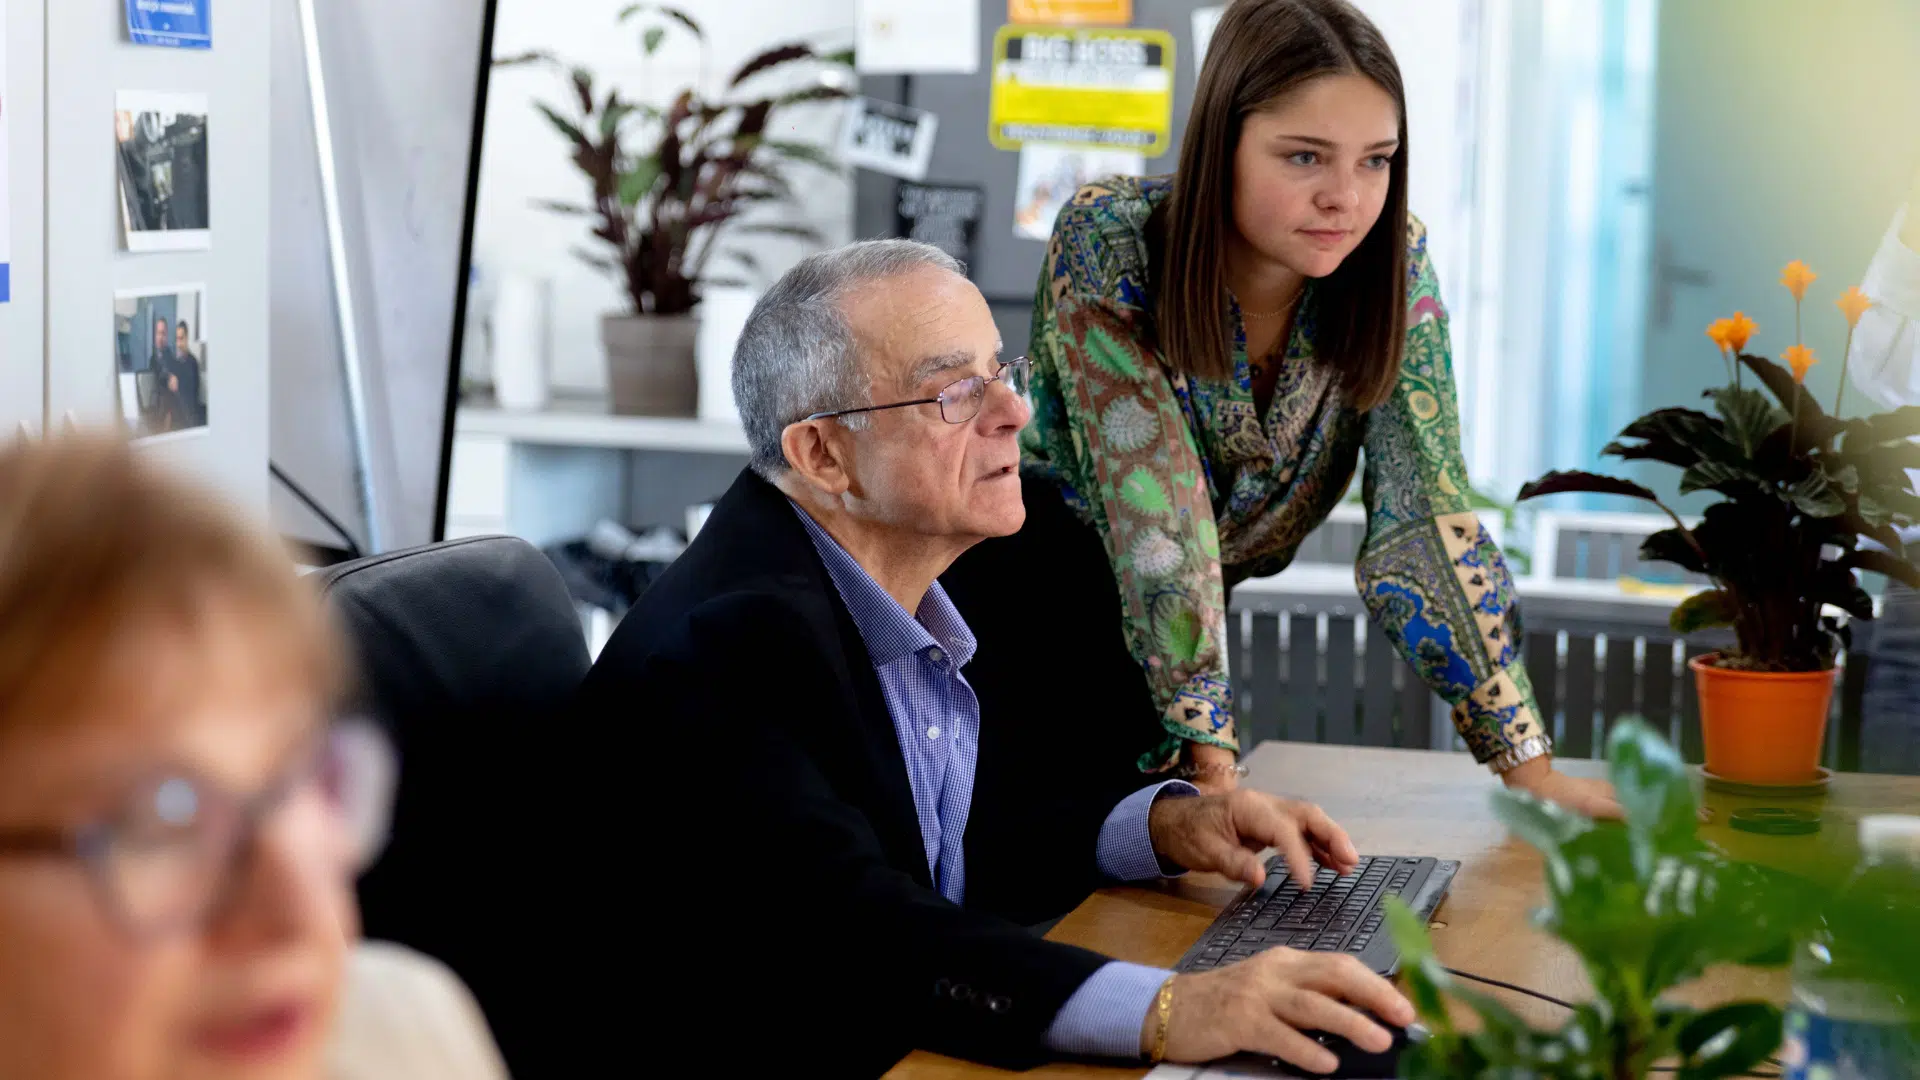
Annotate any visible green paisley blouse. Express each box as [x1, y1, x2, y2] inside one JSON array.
[[1021, 176, 1547, 771]]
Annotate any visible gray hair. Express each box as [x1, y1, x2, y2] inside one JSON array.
[[732, 239, 964, 477]]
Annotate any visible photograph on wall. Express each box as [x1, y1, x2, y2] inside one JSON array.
[[116, 91, 210, 252], [896, 182, 984, 270], [115, 285, 209, 441], [1012, 143, 1142, 240], [838, 97, 939, 181], [125, 0, 211, 49]]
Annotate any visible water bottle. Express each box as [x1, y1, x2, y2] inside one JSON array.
[[1783, 814, 1920, 1079]]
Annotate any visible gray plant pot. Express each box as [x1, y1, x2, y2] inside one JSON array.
[[602, 312, 698, 417]]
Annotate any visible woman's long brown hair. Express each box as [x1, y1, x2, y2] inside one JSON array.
[[1153, 0, 1410, 409]]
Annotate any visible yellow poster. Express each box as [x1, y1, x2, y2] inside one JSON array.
[[1008, 0, 1132, 25], [987, 26, 1175, 157]]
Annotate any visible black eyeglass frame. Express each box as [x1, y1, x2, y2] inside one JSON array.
[[802, 357, 1032, 426]]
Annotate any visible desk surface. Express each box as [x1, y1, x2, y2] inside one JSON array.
[[885, 742, 1920, 1080]]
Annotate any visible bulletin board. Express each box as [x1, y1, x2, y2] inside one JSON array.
[[3, 0, 272, 512]]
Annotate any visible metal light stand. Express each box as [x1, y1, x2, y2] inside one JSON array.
[[295, 0, 384, 554]]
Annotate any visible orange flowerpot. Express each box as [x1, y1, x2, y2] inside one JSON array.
[[1689, 653, 1833, 784]]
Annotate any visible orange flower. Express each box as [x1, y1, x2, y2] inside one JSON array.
[[1781, 260, 1818, 302], [1725, 311, 1756, 352], [1783, 343, 1818, 384], [1706, 318, 1733, 353], [1836, 285, 1873, 328]]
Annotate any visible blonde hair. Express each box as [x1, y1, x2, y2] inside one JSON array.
[[0, 433, 341, 729]]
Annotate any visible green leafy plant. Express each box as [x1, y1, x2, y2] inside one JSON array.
[[1390, 718, 1825, 1079], [1389, 717, 1919, 1079], [497, 4, 852, 315], [1516, 267, 1920, 672]]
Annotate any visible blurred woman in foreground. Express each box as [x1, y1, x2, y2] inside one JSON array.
[[0, 433, 505, 1080]]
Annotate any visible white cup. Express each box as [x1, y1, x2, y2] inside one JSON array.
[[492, 274, 550, 410]]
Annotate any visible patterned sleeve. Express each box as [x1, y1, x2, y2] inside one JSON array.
[[1356, 220, 1549, 765], [1022, 222, 1237, 772]]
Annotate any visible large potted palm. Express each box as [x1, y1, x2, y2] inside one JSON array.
[[500, 5, 851, 415], [1517, 262, 1920, 785]]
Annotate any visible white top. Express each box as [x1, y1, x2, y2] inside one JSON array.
[[1858, 814, 1920, 865], [326, 942, 510, 1080], [1844, 205, 1920, 544]]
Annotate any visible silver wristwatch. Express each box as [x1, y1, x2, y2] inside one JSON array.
[[1487, 734, 1553, 775]]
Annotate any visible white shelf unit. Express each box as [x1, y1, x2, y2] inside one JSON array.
[[445, 396, 750, 547], [455, 401, 749, 454]]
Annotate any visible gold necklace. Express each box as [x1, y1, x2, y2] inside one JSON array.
[[1232, 288, 1302, 320]]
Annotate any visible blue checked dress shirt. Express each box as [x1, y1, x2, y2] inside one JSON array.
[[794, 504, 1195, 1059]]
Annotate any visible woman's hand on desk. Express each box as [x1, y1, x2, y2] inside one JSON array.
[[1500, 757, 1624, 819], [1148, 790, 1359, 889], [1145, 949, 1415, 1071]]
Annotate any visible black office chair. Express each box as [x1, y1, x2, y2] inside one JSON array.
[[316, 535, 592, 1075]]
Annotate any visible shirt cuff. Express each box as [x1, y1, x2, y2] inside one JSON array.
[[1096, 780, 1199, 882], [1042, 961, 1172, 1059]]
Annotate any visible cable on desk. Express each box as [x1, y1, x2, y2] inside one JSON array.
[[1442, 967, 1578, 1012], [1440, 970, 1782, 1078]]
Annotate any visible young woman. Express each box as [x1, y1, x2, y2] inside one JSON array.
[[0, 434, 505, 1080], [1024, 0, 1617, 814]]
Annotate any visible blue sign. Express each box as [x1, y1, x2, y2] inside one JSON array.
[[126, 0, 211, 50], [0, 265, 9, 305]]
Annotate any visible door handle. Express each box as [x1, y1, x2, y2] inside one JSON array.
[[1651, 236, 1713, 329]]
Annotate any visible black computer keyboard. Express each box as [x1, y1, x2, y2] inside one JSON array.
[[1172, 855, 1459, 977]]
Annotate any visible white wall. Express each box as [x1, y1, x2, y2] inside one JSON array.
[[269, 0, 489, 552], [1, 0, 45, 435], [39, 0, 271, 511], [476, 0, 856, 395]]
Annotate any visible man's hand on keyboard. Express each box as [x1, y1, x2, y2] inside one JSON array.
[[1143, 948, 1415, 1071], [1148, 790, 1358, 889]]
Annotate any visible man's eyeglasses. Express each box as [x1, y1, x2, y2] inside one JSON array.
[[804, 357, 1032, 426], [0, 719, 396, 940]]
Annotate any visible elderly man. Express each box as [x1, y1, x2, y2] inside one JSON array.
[[581, 240, 1411, 1075]]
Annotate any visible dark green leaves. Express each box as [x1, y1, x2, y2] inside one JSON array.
[[1673, 1003, 1785, 1080], [1839, 546, 1920, 589], [619, 3, 703, 38], [1708, 386, 1788, 455], [1642, 527, 1709, 576], [729, 43, 818, 88], [1845, 402, 1920, 445], [1679, 460, 1764, 497], [1738, 352, 1845, 446], [617, 157, 661, 206], [1621, 408, 1742, 465], [533, 102, 590, 150], [1517, 470, 1666, 506], [1786, 469, 1846, 517], [760, 139, 842, 172], [1603, 438, 1698, 467]]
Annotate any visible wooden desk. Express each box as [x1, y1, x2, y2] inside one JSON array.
[[886, 742, 1920, 1080]]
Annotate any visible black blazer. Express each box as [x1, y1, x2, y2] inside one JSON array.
[[577, 469, 1164, 1075]]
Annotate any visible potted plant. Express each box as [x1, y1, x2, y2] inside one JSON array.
[[1515, 263, 1920, 784], [499, 6, 851, 416], [1387, 718, 1825, 1079]]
